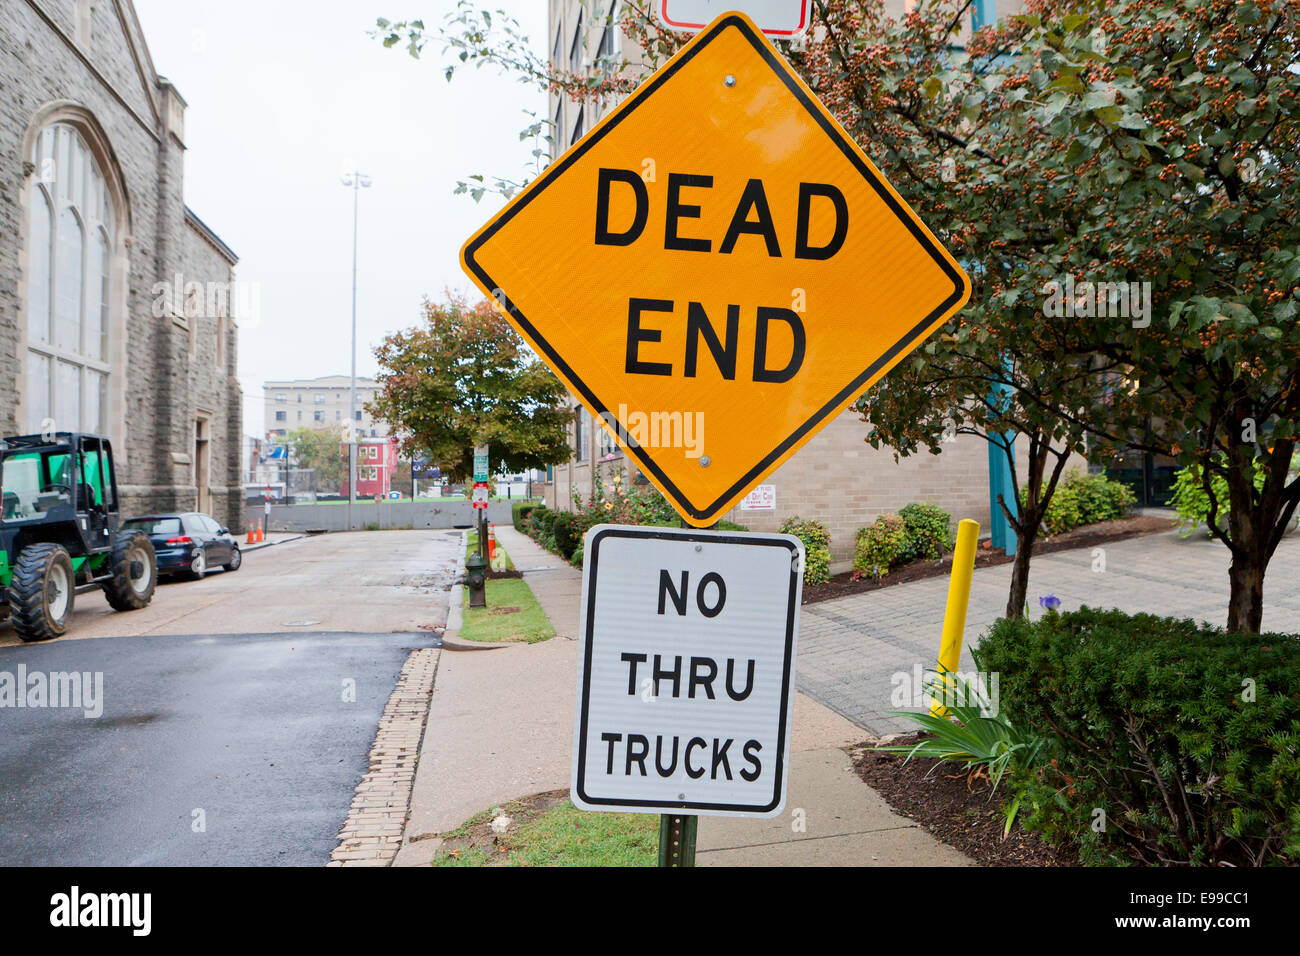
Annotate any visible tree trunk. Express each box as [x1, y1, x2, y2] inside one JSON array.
[[1225, 555, 1264, 634], [1006, 527, 1038, 619]]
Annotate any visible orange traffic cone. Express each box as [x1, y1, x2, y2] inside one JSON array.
[[247, 520, 255, 544], [256, 519, 265, 543], [488, 523, 497, 561]]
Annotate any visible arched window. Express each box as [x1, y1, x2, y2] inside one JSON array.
[[26, 122, 113, 435]]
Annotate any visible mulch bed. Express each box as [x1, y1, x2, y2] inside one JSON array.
[[850, 735, 1078, 866], [803, 514, 1176, 605]]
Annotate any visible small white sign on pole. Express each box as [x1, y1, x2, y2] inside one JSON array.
[[739, 484, 776, 511], [571, 524, 804, 817], [658, 1, 812, 37]]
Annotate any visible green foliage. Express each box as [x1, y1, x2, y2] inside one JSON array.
[[780, 517, 831, 586], [285, 427, 345, 492], [511, 501, 538, 528], [371, 292, 571, 482], [853, 514, 906, 580], [519, 474, 746, 568], [896, 502, 954, 562], [980, 608, 1300, 866], [1021, 471, 1135, 535], [879, 654, 1053, 836], [1168, 461, 1267, 539]]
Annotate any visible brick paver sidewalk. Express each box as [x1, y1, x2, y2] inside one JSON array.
[[798, 526, 1300, 735]]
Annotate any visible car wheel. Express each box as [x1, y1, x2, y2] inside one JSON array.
[[8, 543, 75, 642], [225, 546, 241, 572], [189, 548, 207, 581]]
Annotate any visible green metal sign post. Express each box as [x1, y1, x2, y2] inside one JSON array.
[[658, 813, 698, 867]]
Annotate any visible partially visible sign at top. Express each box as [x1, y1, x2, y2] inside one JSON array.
[[658, 0, 811, 37], [473, 445, 489, 483]]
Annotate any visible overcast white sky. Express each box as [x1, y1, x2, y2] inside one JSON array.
[[132, 0, 549, 437]]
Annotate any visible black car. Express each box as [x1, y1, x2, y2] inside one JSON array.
[[121, 513, 241, 580]]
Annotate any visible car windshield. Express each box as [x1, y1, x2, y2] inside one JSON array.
[[1, 450, 73, 521], [123, 517, 181, 536]]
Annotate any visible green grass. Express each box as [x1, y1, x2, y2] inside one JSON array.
[[433, 798, 657, 867], [465, 531, 513, 571], [459, 577, 553, 643]]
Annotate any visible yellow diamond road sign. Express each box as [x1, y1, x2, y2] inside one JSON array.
[[461, 12, 970, 527]]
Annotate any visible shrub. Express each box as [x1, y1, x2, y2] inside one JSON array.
[[780, 516, 831, 586], [527, 506, 552, 536], [714, 519, 749, 532], [1022, 471, 1135, 535], [550, 510, 582, 559], [980, 608, 1300, 866], [897, 502, 953, 562], [1168, 461, 1267, 539], [853, 514, 906, 580], [512, 501, 537, 527]]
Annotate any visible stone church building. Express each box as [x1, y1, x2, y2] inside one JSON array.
[[0, 0, 243, 529]]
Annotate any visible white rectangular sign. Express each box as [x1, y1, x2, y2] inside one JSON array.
[[571, 524, 804, 817], [658, 1, 812, 37], [739, 484, 776, 511]]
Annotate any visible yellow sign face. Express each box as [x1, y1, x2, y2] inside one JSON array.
[[462, 12, 970, 527]]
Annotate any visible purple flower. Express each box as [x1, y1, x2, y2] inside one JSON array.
[[1039, 594, 1061, 611]]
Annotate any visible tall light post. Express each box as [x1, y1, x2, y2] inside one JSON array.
[[341, 169, 371, 530]]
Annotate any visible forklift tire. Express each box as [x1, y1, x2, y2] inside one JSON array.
[[103, 531, 157, 611], [8, 543, 75, 642]]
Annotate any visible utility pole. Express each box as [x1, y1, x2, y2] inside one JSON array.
[[341, 168, 371, 531]]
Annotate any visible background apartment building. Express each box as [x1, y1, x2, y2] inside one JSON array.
[[263, 375, 386, 442], [543, 1, 1028, 568]]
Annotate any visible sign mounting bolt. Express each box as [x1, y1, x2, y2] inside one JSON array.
[[724, 74, 736, 87], [700, 456, 711, 467]]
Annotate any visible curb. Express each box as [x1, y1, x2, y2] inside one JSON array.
[[243, 534, 306, 552], [440, 535, 511, 651]]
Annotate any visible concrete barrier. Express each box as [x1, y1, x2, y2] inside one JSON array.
[[247, 499, 516, 533]]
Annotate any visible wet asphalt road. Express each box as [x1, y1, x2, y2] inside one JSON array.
[[0, 630, 436, 866]]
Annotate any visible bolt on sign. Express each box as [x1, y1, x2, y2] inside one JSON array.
[[658, 1, 812, 37], [461, 12, 970, 527], [571, 525, 803, 816]]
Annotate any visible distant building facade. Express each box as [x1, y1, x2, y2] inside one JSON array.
[[544, 1, 1029, 567], [263, 375, 385, 442], [1, 0, 243, 529]]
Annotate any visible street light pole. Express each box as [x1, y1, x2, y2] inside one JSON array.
[[341, 169, 371, 531]]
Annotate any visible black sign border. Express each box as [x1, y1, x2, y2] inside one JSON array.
[[463, 14, 968, 523], [573, 526, 800, 815]]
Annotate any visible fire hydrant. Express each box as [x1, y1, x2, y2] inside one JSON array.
[[465, 551, 488, 608]]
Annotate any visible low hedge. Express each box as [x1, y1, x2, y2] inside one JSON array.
[[779, 517, 831, 586], [511, 501, 538, 527], [897, 502, 954, 562], [1022, 471, 1135, 535], [853, 514, 906, 580], [980, 608, 1300, 866]]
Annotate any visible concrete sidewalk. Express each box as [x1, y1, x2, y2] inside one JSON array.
[[396, 523, 969, 867]]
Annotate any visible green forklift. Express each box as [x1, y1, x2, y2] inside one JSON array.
[[0, 432, 157, 642]]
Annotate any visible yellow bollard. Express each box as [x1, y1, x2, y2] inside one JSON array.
[[932, 518, 980, 717]]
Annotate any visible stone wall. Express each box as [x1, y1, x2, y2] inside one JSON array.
[[1, 0, 242, 530]]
